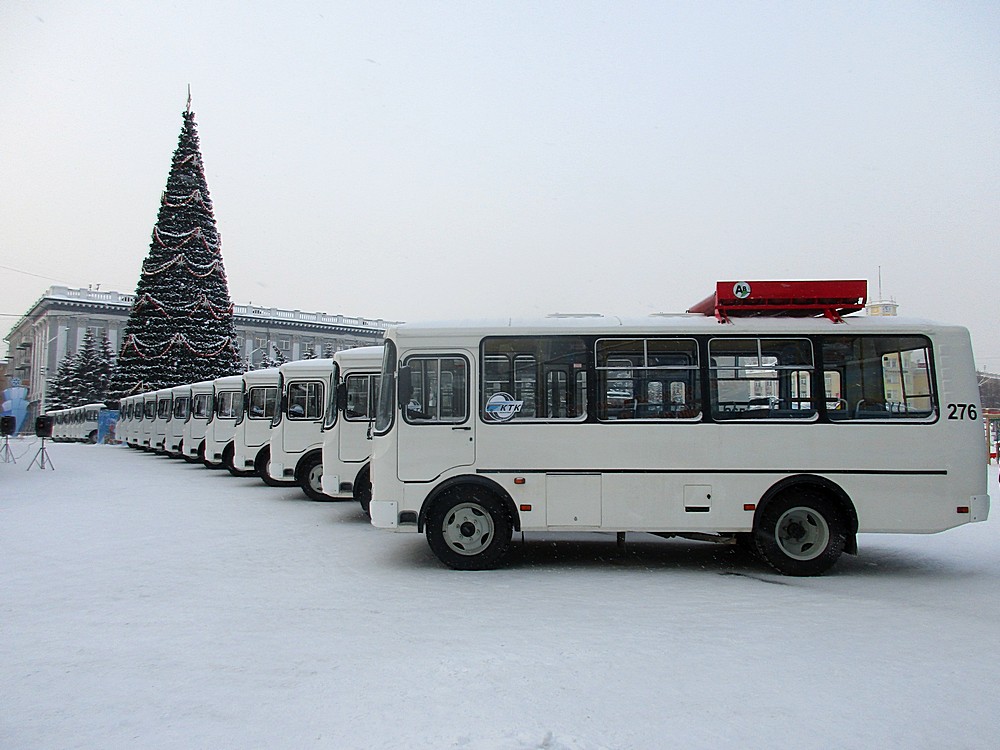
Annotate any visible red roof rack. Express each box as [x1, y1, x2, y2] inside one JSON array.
[[687, 280, 867, 323]]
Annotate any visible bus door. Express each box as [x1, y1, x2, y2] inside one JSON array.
[[339, 372, 379, 463], [282, 378, 326, 455], [396, 354, 474, 481], [542, 361, 594, 524]]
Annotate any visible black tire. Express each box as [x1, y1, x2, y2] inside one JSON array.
[[180, 441, 199, 463], [255, 447, 294, 487], [223, 443, 254, 477], [355, 466, 372, 516], [198, 440, 215, 468], [297, 454, 329, 501], [734, 532, 760, 560], [425, 488, 513, 570], [753, 489, 847, 576]]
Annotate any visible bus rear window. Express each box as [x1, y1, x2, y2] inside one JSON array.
[[822, 335, 935, 420]]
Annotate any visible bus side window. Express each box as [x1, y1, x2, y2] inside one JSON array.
[[403, 356, 468, 424], [823, 335, 936, 421], [596, 338, 700, 421]]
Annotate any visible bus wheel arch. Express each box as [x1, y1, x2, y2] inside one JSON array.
[[418, 476, 520, 533], [255, 445, 291, 487], [752, 475, 856, 575], [354, 464, 373, 515], [296, 450, 328, 501], [223, 442, 252, 477], [423, 480, 516, 570]]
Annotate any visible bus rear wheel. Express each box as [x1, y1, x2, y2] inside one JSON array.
[[754, 490, 846, 576], [426, 489, 513, 570]]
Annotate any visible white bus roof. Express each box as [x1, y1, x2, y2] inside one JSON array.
[[384, 314, 964, 340], [188, 380, 216, 394], [242, 367, 280, 386], [278, 358, 335, 376], [212, 374, 245, 391], [334, 346, 383, 368]]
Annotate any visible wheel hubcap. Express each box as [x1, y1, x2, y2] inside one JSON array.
[[775, 506, 830, 561], [308, 465, 323, 491], [443, 503, 494, 556]]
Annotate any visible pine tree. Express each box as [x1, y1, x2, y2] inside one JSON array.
[[74, 329, 105, 404], [322, 342, 336, 358], [47, 353, 79, 410], [111, 98, 241, 396], [258, 350, 277, 370], [301, 346, 317, 360], [272, 345, 287, 366], [98, 334, 116, 403]]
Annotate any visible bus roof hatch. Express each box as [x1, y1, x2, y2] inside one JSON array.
[[687, 280, 868, 323]]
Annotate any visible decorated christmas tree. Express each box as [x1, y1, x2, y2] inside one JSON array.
[[112, 96, 241, 396]]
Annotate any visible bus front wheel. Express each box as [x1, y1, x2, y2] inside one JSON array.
[[754, 490, 846, 576], [426, 489, 513, 570], [223, 443, 253, 477], [355, 468, 372, 516], [298, 455, 329, 501], [256, 447, 293, 487]]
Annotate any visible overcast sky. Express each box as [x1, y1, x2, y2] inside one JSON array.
[[1, 1, 998, 368]]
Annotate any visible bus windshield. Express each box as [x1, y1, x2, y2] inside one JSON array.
[[374, 340, 396, 434]]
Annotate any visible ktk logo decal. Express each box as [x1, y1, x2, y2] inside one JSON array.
[[485, 392, 523, 422]]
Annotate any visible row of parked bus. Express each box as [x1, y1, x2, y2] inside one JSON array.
[[44, 403, 107, 443], [104, 280, 991, 576], [116, 346, 382, 511]]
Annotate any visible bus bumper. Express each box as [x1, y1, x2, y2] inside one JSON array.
[[969, 494, 990, 522], [370, 501, 398, 529]]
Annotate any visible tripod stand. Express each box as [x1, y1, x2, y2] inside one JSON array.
[[27, 437, 54, 471], [1, 436, 14, 464]]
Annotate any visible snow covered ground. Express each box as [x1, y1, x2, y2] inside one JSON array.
[[3, 441, 998, 750]]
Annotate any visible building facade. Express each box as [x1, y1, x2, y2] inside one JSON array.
[[4, 285, 394, 415]]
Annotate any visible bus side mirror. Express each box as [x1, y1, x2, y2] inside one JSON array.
[[397, 365, 412, 408], [336, 382, 348, 412]]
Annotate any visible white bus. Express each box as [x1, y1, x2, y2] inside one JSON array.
[[46, 403, 105, 443], [320, 346, 382, 512], [370, 285, 989, 576], [181, 380, 215, 463], [117, 396, 131, 446], [165, 383, 191, 457], [138, 392, 157, 450], [232, 367, 288, 485], [119, 394, 141, 448], [269, 358, 335, 500], [150, 388, 173, 453], [49, 409, 71, 442], [203, 374, 247, 474]]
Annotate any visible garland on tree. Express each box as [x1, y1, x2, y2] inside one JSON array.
[[119, 331, 239, 360], [142, 252, 226, 278], [132, 292, 233, 319]]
